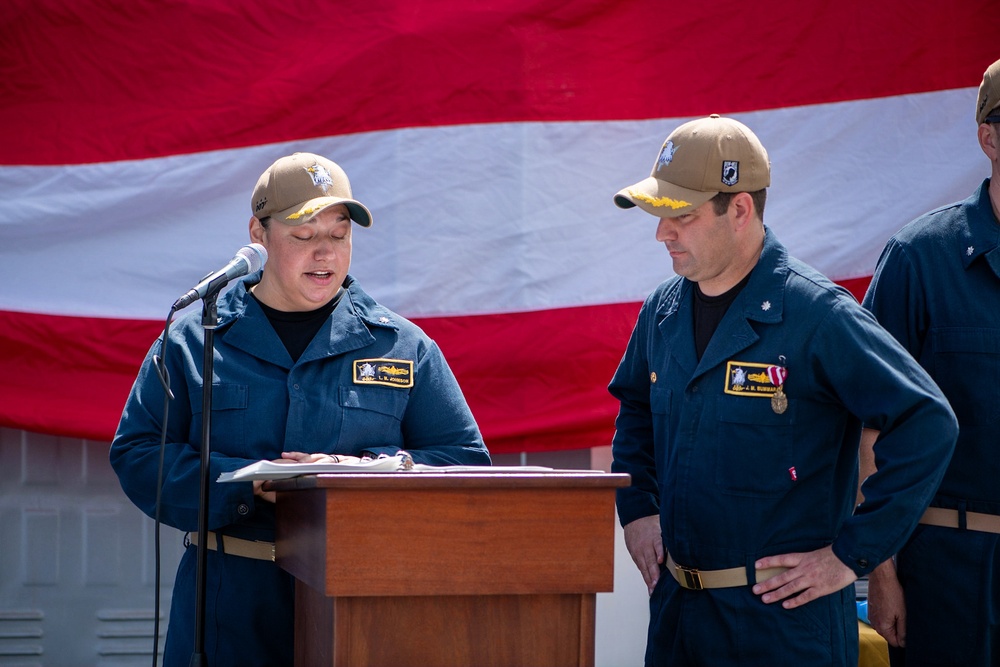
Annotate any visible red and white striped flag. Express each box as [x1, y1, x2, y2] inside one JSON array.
[[0, 1, 994, 452]]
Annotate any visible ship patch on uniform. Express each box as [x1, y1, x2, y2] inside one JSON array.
[[353, 358, 414, 388]]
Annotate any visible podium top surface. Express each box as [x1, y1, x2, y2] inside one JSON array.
[[268, 469, 630, 492]]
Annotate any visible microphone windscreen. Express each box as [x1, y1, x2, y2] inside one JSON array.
[[237, 243, 268, 273]]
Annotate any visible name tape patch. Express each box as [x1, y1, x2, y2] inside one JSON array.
[[725, 360, 780, 397], [353, 358, 414, 388]]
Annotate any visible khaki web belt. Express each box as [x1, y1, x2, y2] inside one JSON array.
[[666, 552, 787, 591], [186, 531, 276, 562], [919, 507, 1000, 534]]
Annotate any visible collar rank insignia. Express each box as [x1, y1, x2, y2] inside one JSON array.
[[353, 358, 414, 388]]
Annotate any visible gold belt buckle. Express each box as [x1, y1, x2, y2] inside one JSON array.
[[676, 564, 704, 590]]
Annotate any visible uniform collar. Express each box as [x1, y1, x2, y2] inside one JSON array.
[[215, 273, 400, 367], [654, 226, 790, 381], [960, 179, 1000, 276], [341, 275, 402, 332], [738, 226, 787, 325], [690, 227, 786, 376], [302, 275, 402, 362], [655, 226, 787, 323]]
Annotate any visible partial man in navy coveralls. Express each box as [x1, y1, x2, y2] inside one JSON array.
[[609, 115, 958, 666], [111, 152, 491, 667], [861, 57, 1000, 667]]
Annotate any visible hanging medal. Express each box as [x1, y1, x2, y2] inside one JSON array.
[[767, 360, 788, 414]]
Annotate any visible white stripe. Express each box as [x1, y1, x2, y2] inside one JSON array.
[[0, 88, 982, 320]]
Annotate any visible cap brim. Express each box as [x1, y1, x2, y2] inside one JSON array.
[[613, 176, 716, 218], [273, 196, 373, 227]]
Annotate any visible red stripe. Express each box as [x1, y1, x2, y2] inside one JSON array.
[[0, 310, 161, 440], [838, 276, 872, 303], [2, 1, 994, 165], [0, 302, 635, 452], [0, 275, 874, 450], [418, 302, 640, 453], [0, 304, 638, 451]]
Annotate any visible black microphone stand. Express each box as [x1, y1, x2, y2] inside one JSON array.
[[190, 290, 220, 667]]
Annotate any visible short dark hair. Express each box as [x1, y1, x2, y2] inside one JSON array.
[[710, 189, 767, 220]]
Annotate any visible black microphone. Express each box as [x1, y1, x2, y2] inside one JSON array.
[[172, 243, 268, 310]]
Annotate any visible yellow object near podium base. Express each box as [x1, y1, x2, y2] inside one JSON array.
[[859, 620, 889, 667]]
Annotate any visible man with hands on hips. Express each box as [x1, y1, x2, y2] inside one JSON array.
[[609, 115, 957, 666]]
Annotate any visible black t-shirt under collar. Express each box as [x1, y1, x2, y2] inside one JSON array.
[[252, 288, 345, 362], [692, 272, 752, 360]]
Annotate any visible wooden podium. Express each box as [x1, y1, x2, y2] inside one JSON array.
[[270, 470, 629, 667]]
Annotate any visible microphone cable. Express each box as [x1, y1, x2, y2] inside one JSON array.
[[149, 306, 177, 667]]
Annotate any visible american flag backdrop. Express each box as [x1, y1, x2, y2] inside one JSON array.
[[0, 0, 995, 453]]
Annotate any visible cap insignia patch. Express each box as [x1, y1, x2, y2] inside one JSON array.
[[304, 164, 334, 191], [353, 358, 414, 388], [657, 141, 678, 168], [721, 160, 739, 186], [967, 246, 975, 256], [627, 189, 691, 210]]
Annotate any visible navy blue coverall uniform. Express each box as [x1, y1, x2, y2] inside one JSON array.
[[863, 179, 1000, 667], [111, 273, 490, 667], [610, 228, 957, 666]]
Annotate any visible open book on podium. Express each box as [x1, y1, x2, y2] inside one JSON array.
[[217, 454, 555, 482]]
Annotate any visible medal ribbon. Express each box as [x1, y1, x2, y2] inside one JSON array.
[[766, 365, 787, 386]]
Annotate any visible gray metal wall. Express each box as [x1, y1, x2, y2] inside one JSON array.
[[0, 427, 183, 666], [0, 428, 647, 666]]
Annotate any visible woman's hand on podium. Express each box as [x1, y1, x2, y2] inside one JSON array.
[[251, 451, 363, 502], [279, 451, 362, 465]]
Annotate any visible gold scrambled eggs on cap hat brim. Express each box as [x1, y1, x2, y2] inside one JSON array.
[[614, 177, 717, 217], [271, 196, 373, 228]]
